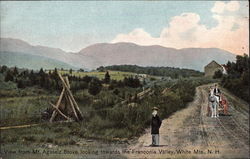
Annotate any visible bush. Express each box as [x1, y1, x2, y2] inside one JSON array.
[[220, 54, 249, 103], [88, 78, 102, 95], [213, 70, 223, 79], [23, 136, 36, 142], [113, 89, 120, 95]]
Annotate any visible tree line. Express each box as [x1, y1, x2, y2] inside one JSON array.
[[0, 66, 141, 96], [220, 54, 249, 103], [97, 65, 203, 78]]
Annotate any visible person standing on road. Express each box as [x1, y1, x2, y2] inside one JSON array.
[[213, 84, 221, 101], [151, 107, 162, 146], [213, 84, 221, 116]]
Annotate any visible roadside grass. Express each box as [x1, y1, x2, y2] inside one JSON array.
[[0, 95, 57, 127], [0, 76, 216, 146], [0, 122, 78, 146], [0, 86, 54, 98], [220, 87, 249, 112]]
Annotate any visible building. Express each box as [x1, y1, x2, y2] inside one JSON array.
[[204, 60, 227, 77]]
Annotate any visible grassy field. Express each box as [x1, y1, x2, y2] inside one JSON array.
[[53, 70, 161, 81], [58, 70, 137, 81], [0, 95, 58, 127]]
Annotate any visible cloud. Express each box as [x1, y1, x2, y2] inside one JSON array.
[[211, 1, 226, 14], [112, 1, 248, 55], [113, 28, 159, 46], [211, 1, 240, 13], [226, 1, 240, 12]]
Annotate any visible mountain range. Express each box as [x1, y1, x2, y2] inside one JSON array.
[[0, 38, 236, 71]]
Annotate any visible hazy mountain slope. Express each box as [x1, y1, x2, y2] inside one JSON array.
[[0, 38, 93, 69], [79, 43, 236, 71], [0, 52, 77, 70], [0, 38, 236, 71]]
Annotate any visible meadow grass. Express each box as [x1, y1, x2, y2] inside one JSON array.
[[58, 70, 137, 81], [56, 70, 160, 81], [0, 95, 57, 127], [0, 76, 216, 146]]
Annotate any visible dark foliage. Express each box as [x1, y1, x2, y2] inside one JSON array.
[[88, 78, 102, 96], [98, 65, 203, 78], [104, 71, 111, 84], [213, 70, 223, 79], [220, 54, 249, 103], [4, 70, 14, 82], [0, 65, 8, 73], [0, 66, 97, 93], [123, 76, 141, 88]]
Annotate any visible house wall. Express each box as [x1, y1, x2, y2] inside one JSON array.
[[204, 62, 223, 77]]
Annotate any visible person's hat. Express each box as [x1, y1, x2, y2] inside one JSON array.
[[152, 107, 159, 110]]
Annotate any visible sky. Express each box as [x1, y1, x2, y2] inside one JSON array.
[[0, 1, 249, 55]]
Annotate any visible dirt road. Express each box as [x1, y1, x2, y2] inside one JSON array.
[[124, 84, 249, 159]]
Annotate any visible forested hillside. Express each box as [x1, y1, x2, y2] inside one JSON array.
[[98, 65, 204, 78]]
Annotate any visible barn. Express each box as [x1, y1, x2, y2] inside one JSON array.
[[204, 60, 226, 77]]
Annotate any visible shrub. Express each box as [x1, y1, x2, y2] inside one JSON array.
[[88, 78, 102, 96], [213, 70, 223, 79]]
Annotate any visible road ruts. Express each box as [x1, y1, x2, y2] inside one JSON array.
[[124, 84, 249, 159]]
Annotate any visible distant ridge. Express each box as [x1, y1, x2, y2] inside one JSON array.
[[0, 38, 236, 71], [0, 51, 77, 70]]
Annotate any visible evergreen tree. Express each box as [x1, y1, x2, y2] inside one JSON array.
[[17, 80, 25, 88], [0, 65, 8, 73], [88, 78, 102, 95], [104, 71, 111, 84], [29, 70, 36, 85], [221, 54, 249, 103], [13, 66, 18, 76], [39, 68, 45, 75], [39, 73, 46, 88], [4, 70, 14, 82]]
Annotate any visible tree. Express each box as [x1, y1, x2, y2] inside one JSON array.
[[78, 68, 84, 72], [133, 93, 138, 102], [213, 70, 223, 79], [104, 71, 111, 84], [221, 54, 249, 103], [0, 65, 7, 73], [29, 70, 36, 85], [241, 71, 249, 85], [39, 68, 45, 75], [97, 66, 105, 72], [88, 78, 102, 95], [69, 68, 73, 74], [4, 70, 14, 82], [17, 80, 25, 88], [113, 89, 120, 95], [83, 75, 92, 83], [13, 66, 18, 76], [39, 73, 46, 88]]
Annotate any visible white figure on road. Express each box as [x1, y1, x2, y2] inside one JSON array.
[[209, 92, 219, 118]]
